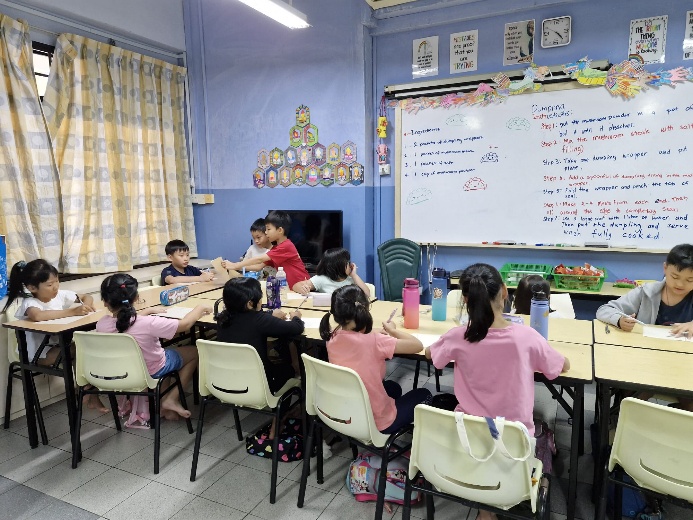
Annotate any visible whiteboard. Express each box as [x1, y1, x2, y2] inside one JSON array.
[[396, 84, 693, 250]]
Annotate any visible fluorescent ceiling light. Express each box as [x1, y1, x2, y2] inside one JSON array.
[[237, 0, 310, 29]]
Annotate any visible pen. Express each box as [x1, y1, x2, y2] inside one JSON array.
[[296, 295, 309, 311], [535, 243, 555, 247], [614, 311, 646, 325], [386, 308, 398, 323]]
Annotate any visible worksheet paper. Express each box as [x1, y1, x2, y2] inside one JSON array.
[[643, 325, 692, 342], [152, 307, 194, 320], [301, 318, 322, 329]]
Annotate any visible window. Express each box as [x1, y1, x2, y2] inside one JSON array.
[[32, 42, 54, 99]]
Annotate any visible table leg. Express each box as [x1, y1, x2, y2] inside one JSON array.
[[567, 383, 583, 520], [593, 382, 611, 510], [60, 335, 79, 459], [17, 330, 39, 448]]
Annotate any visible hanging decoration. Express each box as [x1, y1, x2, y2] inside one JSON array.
[[252, 105, 362, 188], [388, 57, 693, 113]]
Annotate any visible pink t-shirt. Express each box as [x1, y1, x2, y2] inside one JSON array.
[[326, 330, 397, 431], [96, 315, 179, 375], [429, 323, 565, 435]]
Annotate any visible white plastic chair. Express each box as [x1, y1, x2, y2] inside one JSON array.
[[190, 339, 301, 503], [549, 293, 575, 319], [3, 300, 48, 444], [364, 282, 376, 300], [151, 275, 162, 286], [297, 354, 413, 520], [597, 398, 693, 520], [447, 289, 462, 309], [73, 331, 193, 473], [402, 404, 549, 520]]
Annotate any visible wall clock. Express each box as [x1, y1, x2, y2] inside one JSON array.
[[541, 16, 571, 48]]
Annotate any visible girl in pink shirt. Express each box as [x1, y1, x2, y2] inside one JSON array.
[[96, 274, 211, 420], [426, 263, 569, 520], [320, 285, 432, 434]]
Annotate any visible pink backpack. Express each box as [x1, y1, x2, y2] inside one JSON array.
[[347, 452, 422, 505], [116, 396, 151, 429]]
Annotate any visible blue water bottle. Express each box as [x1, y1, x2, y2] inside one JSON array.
[[529, 287, 549, 339], [431, 268, 448, 321]]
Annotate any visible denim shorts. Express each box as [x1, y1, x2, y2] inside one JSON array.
[[152, 349, 183, 378]]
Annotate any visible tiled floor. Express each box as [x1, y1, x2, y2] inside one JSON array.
[[0, 358, 689, 520]]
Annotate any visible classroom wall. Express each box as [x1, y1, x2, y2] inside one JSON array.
[[185, 0, 375, 277]]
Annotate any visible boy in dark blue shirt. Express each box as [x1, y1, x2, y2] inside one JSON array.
[[161, 240, 214, 285]]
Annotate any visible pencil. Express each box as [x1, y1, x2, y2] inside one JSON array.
[[615, 311, 646, 325], [386, 308, 398, 323]]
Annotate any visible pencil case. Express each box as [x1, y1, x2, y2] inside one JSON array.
[[160, 285, 189, 306]]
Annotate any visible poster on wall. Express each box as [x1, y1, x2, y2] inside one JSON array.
[[503, 20, 534, 66], [684, 10, 693, 60], [628, 16, 667, 64], [412, 36, 439, 78], [450, 30, 478, 74]]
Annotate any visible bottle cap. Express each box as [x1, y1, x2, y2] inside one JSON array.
[[404, 278, 419, 287], [432, 268, 446, 278]]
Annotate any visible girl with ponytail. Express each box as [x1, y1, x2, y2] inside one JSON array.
[[95, 274, 211, 420], [320, 285, 432, 434]]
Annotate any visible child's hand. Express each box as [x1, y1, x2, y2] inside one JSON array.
[[199, 271, 214, 282], [272, 309, 287, 320], [70, 305, 91, 316], [291, 309, 302, 320], [221, 259, 229, 269], [194, 304, 213, 317], [81, 302, 96, 313], [295, 282, 311, 295], [350, 262, 358, 275], [382, 320, 397, 336], [671, 322, 693, 339], [144, 305, 167, 315], [618, 314, 637, 332]]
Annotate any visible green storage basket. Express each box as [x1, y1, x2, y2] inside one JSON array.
[[552, 266, 606, 292], [500, 263, 553, 287]]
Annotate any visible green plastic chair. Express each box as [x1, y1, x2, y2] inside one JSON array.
[[377, 238, 421, 302]]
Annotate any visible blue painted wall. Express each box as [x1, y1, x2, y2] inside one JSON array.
[[185, 0, 692, 301]]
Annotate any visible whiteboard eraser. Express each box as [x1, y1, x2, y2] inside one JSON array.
[[584, 242, 610, 248]]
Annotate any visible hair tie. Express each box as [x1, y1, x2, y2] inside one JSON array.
[[354, 301, 362, 308], [17, 260, 26, 269], [122, 300, 130, 304], [120, 284, 126, 288]]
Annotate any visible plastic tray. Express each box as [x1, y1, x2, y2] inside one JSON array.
[[500, 263, 553, 287], [552, 266, 606, 292]]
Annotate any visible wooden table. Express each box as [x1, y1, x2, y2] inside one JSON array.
[[593, 320, 693, 354]]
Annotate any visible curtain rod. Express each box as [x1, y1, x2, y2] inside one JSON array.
[[0, 0, 184, 60]]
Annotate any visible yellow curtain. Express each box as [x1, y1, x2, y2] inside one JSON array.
[[42, 34, 197, 273], [0, 15, 63, 268]]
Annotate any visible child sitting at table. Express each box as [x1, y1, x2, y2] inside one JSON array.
[[240, 218, 275, 279], [512, 274, 572, 318], [293, 247, 370, 298], [96, 273, 211, 420], [161, 239, 214, 285], [320, 285, 432, 434], [426, 264, 569, 520]]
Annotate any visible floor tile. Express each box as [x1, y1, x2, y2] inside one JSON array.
[[239, 452, 302, 479], [0, 483, 62, 519], [201, 464, 278, 513], [161, 421, 226, 450], [0, 431, 32, 464], [61, 468, 149, 516], [156, 452, 235, 494], [13, 412, 72, 441], [0, 444, 71, 483], [24, 458, 110, 498], [319, 492, 397, 519], [284, 453, 351, 495], [51, 421, 117, 452], [250, 477, 335, 520], [391, 497, 472, 520], [81, 430, 153, 467], [549, 478, 594, 520], [0, 475, 19, 495], [116, 441, 192, 479], [197, 430, 252, 463], [28, 499, 99, 520], [101, 481, 194, 520], [170, 496, 246, 520], [553, 449, 595, 485]]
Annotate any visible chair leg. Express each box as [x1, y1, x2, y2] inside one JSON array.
[[31, 377, 48, 445], [375, 447, 392, 520], [424, 479, 435, 520], [108, 393, 121, 431], [402, 473, 413, 520], [316, 424, 324, 485], [269, 403, 283, 504], [614, 468, 623, 520], [154, 388, 162, 474], [596, 459, 611, 520], [426, 363, 431, 377], [192, 367, 199, 405], [233, 408, 243, 441], [413, 360, 420, 389], [4, 365, 16, 429], [190, 397, 208, 482], [148, 394, 156, 429], [175, 375, 194, 434], [72, 387, 85, 469], [434, 367, 441, 392], [297, 417, 315, 508]]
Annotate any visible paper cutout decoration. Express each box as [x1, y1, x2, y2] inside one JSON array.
[[289, 126, 303, 147], [292, 165, 305, 186], [253, 168, 265, 188], [298, 146, 313, 166], [257, 149, 270, 169], [303, 124, 318, 146], [306, 165, 320, 186], [313, 143, 326, 166], [270, 148, 284, 167], [284, 147, 297, 166], [320, 164, 335, 186], [280, 167, 292, 187], [341, 141, 357, 164], [350, 163, 363, 186], [336, 163, 350, 185], [377, 144, 388, 164], [266, 167, 279, 188], [327, 143, 340, 164], [295, 105, 310, 127]]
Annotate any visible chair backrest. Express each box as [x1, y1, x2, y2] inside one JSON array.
[[197, 339, 275, 410], [549, 293, 575, 319], [609, 397, 693, 503], [301, 353, 390, 447], [364, 283, 376, 300], [377, 238, 421, 302], [151, 275, 162, 286], [74, 331, 156, 392], [409, 405, 538, 511], [447, 289, 462, 308], [5, 300, 21, 364]]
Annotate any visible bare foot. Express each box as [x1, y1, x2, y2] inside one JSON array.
[[384, 502, 393, 514], [84, 394, 109, 413], [160, 397, 191, 419], [475, 510, 498, 520], [162, 410, 180, 421]]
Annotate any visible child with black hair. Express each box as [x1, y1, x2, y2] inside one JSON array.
[[511, 274, 569, 318], [293, 247, 370, 298], [95, 273, 211, 420], [215, 277, 304, 393], [161, 239, 214, 285], [320, 285, 432, 434]]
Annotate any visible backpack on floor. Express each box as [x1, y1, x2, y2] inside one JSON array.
[[534, 420, 557, 474], [347, 452, 422, 505], [246, 418, 303, 462], [115, 395, 151, 429]]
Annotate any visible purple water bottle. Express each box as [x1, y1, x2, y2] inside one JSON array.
[[266, 276, 282, 309]]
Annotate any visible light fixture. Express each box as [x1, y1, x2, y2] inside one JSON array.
[[237, 0, 310, 29]]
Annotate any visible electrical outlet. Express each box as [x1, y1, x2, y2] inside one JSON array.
[[191, 194, 206, 204], [379, 164, 391, 176]]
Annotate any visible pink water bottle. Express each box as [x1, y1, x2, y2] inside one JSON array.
[[402, 278, 420, 329]]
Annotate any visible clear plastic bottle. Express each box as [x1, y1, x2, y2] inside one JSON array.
[[276, 267, 288, 298]]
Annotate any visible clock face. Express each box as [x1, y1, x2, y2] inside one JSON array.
[[541, 16, 571, 48]]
